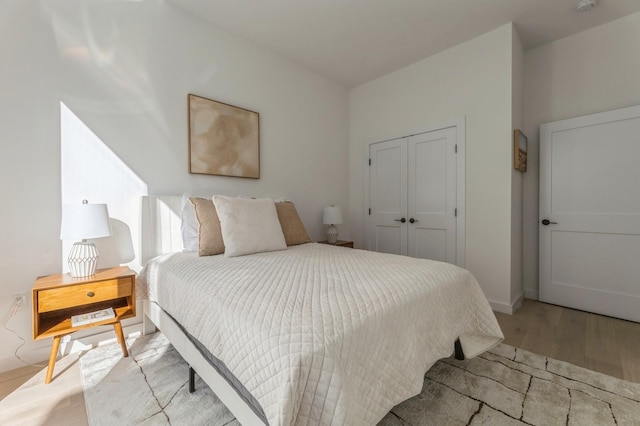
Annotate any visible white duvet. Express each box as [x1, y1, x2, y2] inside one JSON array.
[[139, 243, 503, 425]]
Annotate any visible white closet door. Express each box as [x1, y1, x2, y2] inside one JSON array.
[[368, 138, 407, 255], [540, 105, 640, 322], [407, 127, 457, 263]]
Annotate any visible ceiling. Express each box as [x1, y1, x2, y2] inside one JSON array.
[[167, 0, 640, 87]]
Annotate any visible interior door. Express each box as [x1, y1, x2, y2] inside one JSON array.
[[539, 105, 640, 322], [368, 138, 407, 255], [407, 127, 457, 262]]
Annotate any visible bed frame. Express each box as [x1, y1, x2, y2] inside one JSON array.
[[140, 196, 265, 425]]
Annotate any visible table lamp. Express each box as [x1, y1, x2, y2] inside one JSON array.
[[323, 205, 343, 244], [60, 200, 113, 277]]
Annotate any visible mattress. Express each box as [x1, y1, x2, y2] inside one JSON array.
[[138, 243, 503, 425]]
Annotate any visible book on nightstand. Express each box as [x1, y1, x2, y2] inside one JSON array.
[[71, 307, 115, 327]]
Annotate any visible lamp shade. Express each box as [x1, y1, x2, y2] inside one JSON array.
[[60, 202, 112, 240], [323, 206, 343, 225]]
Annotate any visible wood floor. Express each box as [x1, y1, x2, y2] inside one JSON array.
[[0, 351, 87, 425], [494, 299, 640, 383], [1, 299, 639, 425]]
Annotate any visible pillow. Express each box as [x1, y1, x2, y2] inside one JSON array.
[[180, 193, 199, 252], [190, 197, 225, 256], [275, 201, 312, 246], [213, 195, 287, 257]]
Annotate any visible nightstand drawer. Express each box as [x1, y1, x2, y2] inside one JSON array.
[[38, 277, 133, 313]]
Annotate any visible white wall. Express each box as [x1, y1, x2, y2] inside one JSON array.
[[0, 0, 349, 372], [510, 28, 525, 308], [349, 24, 519, 312], [522, 12, 640, 299]]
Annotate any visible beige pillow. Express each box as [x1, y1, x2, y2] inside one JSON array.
[[190, 197, 225, 256], [213, 195, 287, 257], [276, 202, 312, 246]]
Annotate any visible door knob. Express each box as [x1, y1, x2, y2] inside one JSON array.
[[394, 218, 406, 223], [541, 219, 558, 226], [409, 218, 419, 223]]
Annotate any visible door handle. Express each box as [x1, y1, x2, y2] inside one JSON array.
[[394, 218, 406, 223], [409, 218, 419, 223], [541, 219, 558, 226]]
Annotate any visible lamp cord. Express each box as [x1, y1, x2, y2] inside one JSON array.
[[3, 303, 47, 368]]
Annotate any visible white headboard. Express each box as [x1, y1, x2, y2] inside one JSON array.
[[140, 195, 184, 264]]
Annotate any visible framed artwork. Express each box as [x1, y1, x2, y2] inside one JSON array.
[[514, 129, 527, 172], [188, 94, 260, 179]]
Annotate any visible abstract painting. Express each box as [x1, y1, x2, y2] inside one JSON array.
[[188, 94, 260, 178]]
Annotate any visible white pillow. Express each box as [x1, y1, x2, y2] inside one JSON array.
[[180, 193, 199, 252], [212, 195, 287, 257]]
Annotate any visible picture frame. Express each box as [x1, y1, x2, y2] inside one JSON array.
[[188, 94, 260, 179], [514, 129, 527, 172]]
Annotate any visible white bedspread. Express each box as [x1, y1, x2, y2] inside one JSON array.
[[138, 243, 503, 425]]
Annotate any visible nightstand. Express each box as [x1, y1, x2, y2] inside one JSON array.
[[32, 266, 136, 384], [319, 240, 354, 248]]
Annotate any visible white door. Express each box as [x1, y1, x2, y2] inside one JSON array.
[[368, 138, 407, 255], [408, 128, 457, 262], [368, 127, 458, 264], [539, 105, 640, 322]]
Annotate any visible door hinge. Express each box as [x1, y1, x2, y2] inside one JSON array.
[[455, 144, 458, 153], [368, 158, 371, 166], [454, 208, 457, 217], [368, 208, 371, 215]]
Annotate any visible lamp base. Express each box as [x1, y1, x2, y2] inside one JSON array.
[[326, 225, 338, 244], [68, 241, 99, 278]]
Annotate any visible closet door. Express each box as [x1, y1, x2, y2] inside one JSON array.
[[407, 127, 457, 263], [368, 138, 408, 255]]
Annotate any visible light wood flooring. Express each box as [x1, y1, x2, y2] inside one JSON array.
[[0, 351, 87, 425], [1, 300, 639, 425], [494, 299, 640, 383]]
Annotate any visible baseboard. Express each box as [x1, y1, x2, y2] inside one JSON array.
[[524, 288, 538, 300], [0, 321, 142, 374], [489, 292, 523, 315], [489, 300, 512, 314], [511, 292, 524, 313]]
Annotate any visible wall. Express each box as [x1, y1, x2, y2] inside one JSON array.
[[0, 0, 349, 372], [510, 27, 525, 308], [349, 24, 519, 312], [522, 12, 640, 299]]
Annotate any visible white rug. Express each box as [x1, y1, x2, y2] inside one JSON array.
[[81, 333, 237, 426], [81, 333, 640, 425]]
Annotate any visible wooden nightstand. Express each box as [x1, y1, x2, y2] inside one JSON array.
[[319, 240, 354, 248], [32, 266, 136, 384]]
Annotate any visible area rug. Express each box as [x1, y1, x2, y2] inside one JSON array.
[[81, 333, 640, 425]]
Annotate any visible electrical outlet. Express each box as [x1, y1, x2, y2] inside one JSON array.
[[10, 292, 27, 309]]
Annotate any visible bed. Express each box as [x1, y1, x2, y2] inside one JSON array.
[[137, 195, 503, 425]]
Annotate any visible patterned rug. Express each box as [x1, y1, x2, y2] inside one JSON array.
[[81, 333, 640, 425]]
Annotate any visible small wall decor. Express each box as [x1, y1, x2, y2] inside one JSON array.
[[188, 94, 260, 179], [514, 129, 527, 172]]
